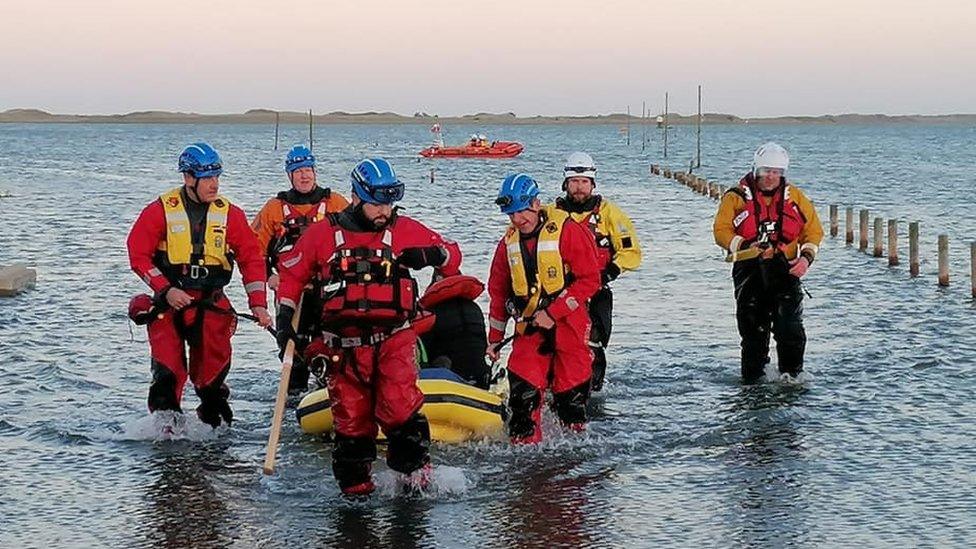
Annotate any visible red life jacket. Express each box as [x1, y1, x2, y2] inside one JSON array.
[[419, 274, 484, 309], [732, 175, 806, 247], [319, 224, 418, 326]]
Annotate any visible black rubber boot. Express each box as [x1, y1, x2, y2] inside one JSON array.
[[195, 382, 232, 428], [552, 381, 590, 426], [590, 345, 607, 392], [385, 412, 431, 475], [508, 372, 543, 442], [148, 360, 183, 413], [333, 434, 377, 495]]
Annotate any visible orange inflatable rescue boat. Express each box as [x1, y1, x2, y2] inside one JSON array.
[[419, 125, 523, 158]]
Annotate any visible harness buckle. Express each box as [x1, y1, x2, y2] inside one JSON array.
[[188, 265, 210, 280]]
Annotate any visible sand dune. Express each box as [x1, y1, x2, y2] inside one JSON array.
[[1, 108, 973, 125]]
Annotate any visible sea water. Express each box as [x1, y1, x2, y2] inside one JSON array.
[[0, 123, 974, 547]]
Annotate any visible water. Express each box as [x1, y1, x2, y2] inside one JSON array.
[[0, 123, 974, 548]]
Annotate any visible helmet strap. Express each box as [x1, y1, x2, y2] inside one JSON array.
[[185, 176, 202, 203]]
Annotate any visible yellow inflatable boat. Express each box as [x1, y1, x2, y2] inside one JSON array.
[[296, 368, 506, 443]]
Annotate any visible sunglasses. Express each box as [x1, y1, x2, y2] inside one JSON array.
[[565, 166, 594, 173], [289, 156, 314, 164]]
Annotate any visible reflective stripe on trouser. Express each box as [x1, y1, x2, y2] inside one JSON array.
[[146, 290, 237, 411], [733, 260, 806, 381]]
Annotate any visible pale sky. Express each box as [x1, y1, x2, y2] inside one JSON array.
[[2, 0, 974, 117]]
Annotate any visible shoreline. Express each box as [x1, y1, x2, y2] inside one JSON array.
[[1, 108, 975, 125]]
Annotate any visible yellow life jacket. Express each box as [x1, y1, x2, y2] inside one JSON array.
[[505, 205, 569, 300], [157, 187, 232, 271]]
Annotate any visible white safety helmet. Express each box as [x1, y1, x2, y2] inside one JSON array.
[[478, 134, 487, 140], [470, 133, 478, 140], [563, 151, 597, 183], [752, 142, 789, 176]]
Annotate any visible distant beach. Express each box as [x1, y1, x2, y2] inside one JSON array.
[[1, 108, 974, 125]]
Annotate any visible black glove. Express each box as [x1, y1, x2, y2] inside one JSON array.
[[601, 263, 621, 285], [275, 304, 297, 360], [399, 246, 447, 270]]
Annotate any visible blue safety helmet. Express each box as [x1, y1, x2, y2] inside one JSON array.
[[177, 142, 223, 178], [495, 173, 539, 214], [285, 144, 315, 174], [350, 158, 404, 205]]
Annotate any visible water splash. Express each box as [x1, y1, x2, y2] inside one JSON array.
[[374, 465, 472, 499], [114, 411, 224, 442]]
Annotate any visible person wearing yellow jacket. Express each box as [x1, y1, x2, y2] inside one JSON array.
[[555, 152, 642, 391], [713, 142, 823, 383]]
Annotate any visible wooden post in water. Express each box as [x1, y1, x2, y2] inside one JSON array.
[[829, 205, 838, 237], [273, 112, 280, 151], [626, 105, 630, 146], [887, 219, 899, 266], [696, 84, 702, 169], [971, 242, 975, 299], [663, 93, 669, 159], [909, 222, 920, 277], [859, 209, 869, 252], [641, 101, 646, 153], [429, 168, 435, 184], [873, 217, 884, 257], [845, 207, 854, 245], [938, 235, 949, 286], [308, 109, 313, 151]]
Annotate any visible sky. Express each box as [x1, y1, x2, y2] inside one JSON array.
[[1, 0, 974, 117]]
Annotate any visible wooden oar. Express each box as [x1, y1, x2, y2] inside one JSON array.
[[262, 299, 302, 476]]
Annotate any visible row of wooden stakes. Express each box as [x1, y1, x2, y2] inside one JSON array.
[[649, 164, 976, 298]]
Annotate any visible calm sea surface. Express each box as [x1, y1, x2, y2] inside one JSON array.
[[0, 123, 974, 548]]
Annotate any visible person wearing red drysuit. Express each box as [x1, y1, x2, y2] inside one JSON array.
[[127, 143, 270, 429]]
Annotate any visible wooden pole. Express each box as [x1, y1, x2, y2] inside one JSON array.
[[663, 92, 669, 159], [971, 242, 975, 299], [263, 300, 303, 475], [873, 217, 884, 257], [845, 207, 854, 245], [829, 205, 838, 237], [626, 105, 632, 145], [938, 235, 949, 286], [641, 101, 646, 153], [859, 209, 869, 252], [273, 111, 280, 151], [308, 109, 313, 151], [429, 168, 435, 183], [909, 222, 920, 277], [696, 84, 702, 169], [887, 219, 899, 266]]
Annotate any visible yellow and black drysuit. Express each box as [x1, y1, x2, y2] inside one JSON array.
[[555, 194, 641, 391], [713, 173, 823, 382]]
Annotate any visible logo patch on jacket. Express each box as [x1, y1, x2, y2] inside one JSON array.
[[546, 223, 558, 234], [167, 197, 180, 207], [733, 210, 749, 228], [547, 266, 558, 279]]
